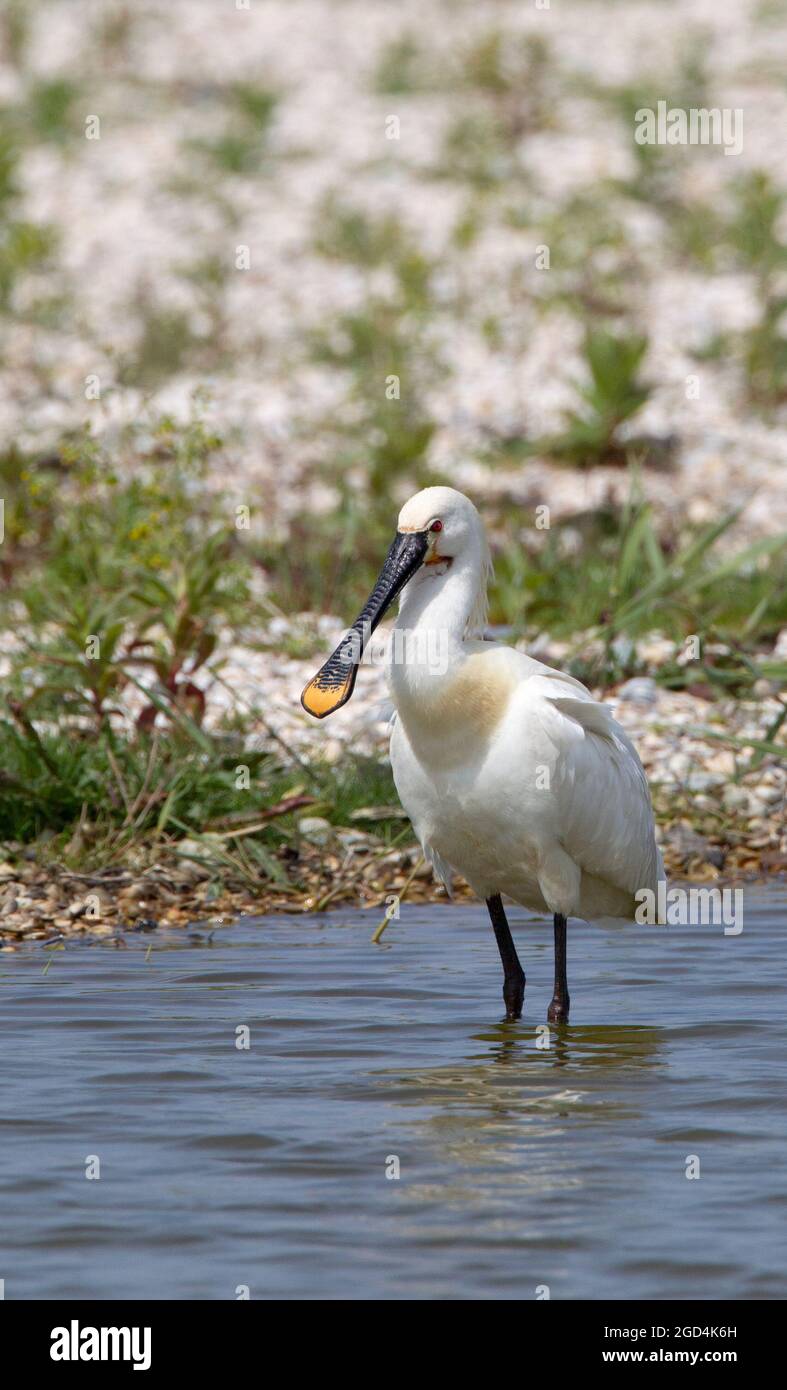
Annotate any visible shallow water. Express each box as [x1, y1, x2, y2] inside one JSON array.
[[1, 884, 785, 1301]]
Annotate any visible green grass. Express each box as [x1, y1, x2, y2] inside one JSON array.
[[0, 106, 59, 314], [186, 81, 279, 175], [491, 498, 787, 691], [373, 34, 430, 94], [519, 192, 644, 318], [28, 77, 81, 144], [489, 327, 658, 468], [0, 691, 407, 873], [1, 412, 247, 716], [0, 219, 58, 309], [0, 719, 264, 845], [0, 409, 417, 860], [726, 170, 787, 279], [0, 76, 82, 149], [594, 40, 713, 202], [0, 409, 784, 860], [257, 466, 786, 695], [0, 706, 407, 869], [117, 302, 205, 388], [439, 109, 521, 189], [0, 0, 30, 68], [309, 197, 441, 516], [543, 327, 653, 465], [723, 173, 787, 407], [457, 29, 555, 135], [313, 194, 433, 302]]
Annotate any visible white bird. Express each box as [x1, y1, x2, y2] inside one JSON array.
[[302, 486, 664, 1022]]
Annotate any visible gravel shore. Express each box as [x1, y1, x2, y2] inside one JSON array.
[[2, 618, 784, 945]]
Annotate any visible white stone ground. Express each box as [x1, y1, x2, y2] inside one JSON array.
[[3, 0, 785, 541]]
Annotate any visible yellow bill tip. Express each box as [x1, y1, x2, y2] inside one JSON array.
[[300, 671, 354, 719]]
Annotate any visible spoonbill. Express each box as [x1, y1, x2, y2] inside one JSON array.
[[301, 486, 664, 1022]]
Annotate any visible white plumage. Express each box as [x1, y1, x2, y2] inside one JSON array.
[[303, 484, 665, 1019], [388, 487, 664, 926]]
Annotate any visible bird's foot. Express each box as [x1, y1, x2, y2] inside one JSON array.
[[547, 995, 570, 1025], [503, 973, 525, 1021]]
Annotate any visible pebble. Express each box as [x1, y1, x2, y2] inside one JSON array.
[[722, 786, 752, 812], [686, 772, 725, 792], [297, 816, 334, 845], [618, 677, 659, 705]]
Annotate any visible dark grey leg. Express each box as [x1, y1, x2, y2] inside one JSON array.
[[547, 913, 570, 1023], [486, 894, 525, 1020]]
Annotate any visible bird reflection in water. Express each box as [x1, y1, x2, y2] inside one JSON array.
[[374, 1023, 666, 1208]]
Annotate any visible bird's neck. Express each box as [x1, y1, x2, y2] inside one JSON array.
[[388, 553, 485, 700]]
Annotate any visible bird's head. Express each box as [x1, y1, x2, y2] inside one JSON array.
[[396, 485, 483, 571], [301, 486, 485, 718]]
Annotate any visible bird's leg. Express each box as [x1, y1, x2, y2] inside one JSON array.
[[486, 895, 525, 1020], [547, 913, 570, 1024]]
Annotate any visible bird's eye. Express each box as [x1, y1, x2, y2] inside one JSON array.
[[430, 519, 443, 532]]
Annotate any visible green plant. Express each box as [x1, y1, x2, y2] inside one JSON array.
[[313, 195, 432, 304], [521, 192, 643, 317], [491, 494, 786, 688], [439, 109, 519, 188], [458, 30, 554, 137], [597, 40, 712, 206], [373, 34, 430, 94], [0, 0, 30, 68], [0, 218, 58, 308], [726, 171, 787, 280], [0, 134, 19, 207], [727, 173, 787, 407], [539, 327, 652, 466], [690, 174, 787, 407], [28, 77, 80, 143], [187, 81, 278, 175], [743, 294, 787, 406], [0, 106, 59, 314], [2, 414, 248, 728], [117, 299, 210, 388], [309, 198, 440, 519]]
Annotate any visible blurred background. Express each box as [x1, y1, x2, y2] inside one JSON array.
[[0, 0, 785, 916]]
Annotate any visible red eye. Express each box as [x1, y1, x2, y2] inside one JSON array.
[[430, 519, 443, 532]]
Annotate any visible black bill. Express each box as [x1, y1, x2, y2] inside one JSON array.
[[300, 529, 429, 718]]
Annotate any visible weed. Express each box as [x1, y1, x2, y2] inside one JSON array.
[[28, 78, 81, 144], [491, 495, 787, 690], [117, 301, 207, 389], [0, 219, 58, 309], [528, 327, 654, 467], [187, 81, 278, 176], [373, 34, 430, 94]]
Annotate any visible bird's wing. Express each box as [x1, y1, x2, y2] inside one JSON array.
[[534, 676, 663, 901]]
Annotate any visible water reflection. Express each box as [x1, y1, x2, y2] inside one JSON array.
[[381, 1021, 665, 1110], [374, 1023, 666, 1203], [470, 1020, 665, 1070]]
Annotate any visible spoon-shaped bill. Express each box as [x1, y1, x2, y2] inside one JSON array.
[[300, 529, 428, 718]]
